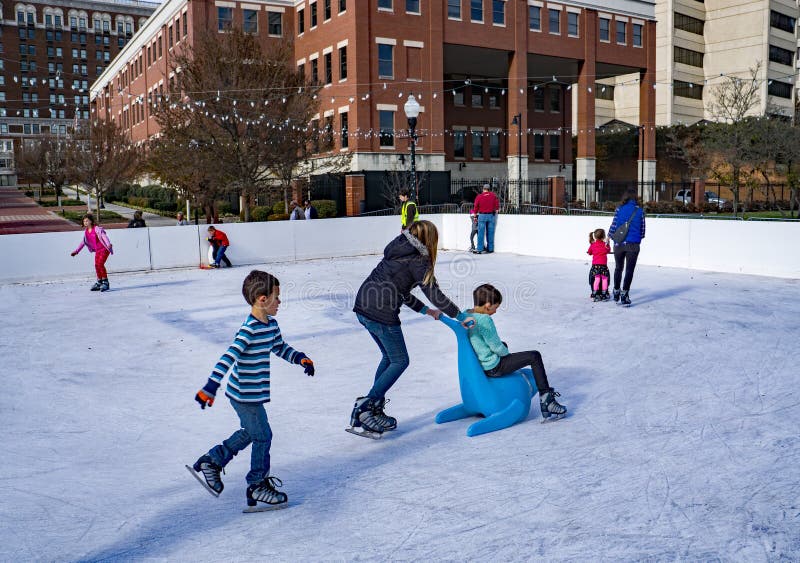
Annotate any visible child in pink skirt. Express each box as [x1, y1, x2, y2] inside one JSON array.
[[587, 228, 610, 302], [71, 213, 114, 292]]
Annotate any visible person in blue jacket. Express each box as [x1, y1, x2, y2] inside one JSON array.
[[349, 220, 473, 438], [608, 189, 646, 306]]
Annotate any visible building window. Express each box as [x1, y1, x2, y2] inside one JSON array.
[[489, 131, 500, 158], [454, 90, 465, 105], [549, 8, 560, 34], [55, 15, 62, 27], [673, 80, 702, 100], [378, 44, 393, 78], [549, 86, 560, 112], [298, 62, 305, 77], [324, 52, 332, 84], [183, 13, 188, 36], [471, 92, 483, 107], [268, 12, 282, 36], [533, 134, 544, 159], [45, 14, 53, 27], [378, 0, 392, 10], [616, 20, 626, 44], [453, 130, 465, 157], [470, 0, 483, 22], [339, 0, 346, 13], [218, 7, 233, 31], [340, 112, 348, 148], [674, 13, 703, 35], [339, 46, 347, 79], [471, 130, 483, 158], [770, 10, 795, 33], [533, 88, 544, 111], [379, 110, 395, 147], [674, 46, 703, 67], [243, 9, 258, 34], [168, 25, 173, 47], [599, 17, 610, 41], [529, 6, 540, 30], [633, 23, 642, 47], [448, 0, 461, 19], [311, 58, 318, 82], [488, 93, 499, 108], [567, 12, 578, 36], [325, 0, 332, 20], [549, 134, 559, 161], [407, 0, 420, 14], [595, 83, 614, 100], [769, 45, 793, 66], [298, 9, 305, 34], [768, 80, 792, 99], [311, 2, 317, 27], [492, 1, 504, 25]]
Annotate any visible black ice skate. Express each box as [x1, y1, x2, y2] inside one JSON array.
[[372, 398, 397, 431], [346, 397, 384, 439], [612, 289, 621, 302], [90, 280, 103, 291], [99, 279, 110, 292], [539, 388, 567, 423], [601, 291, 611, 301], [186, 455, 224, 497], [244, 476, 288, 512], [619, 290, 631, 307]]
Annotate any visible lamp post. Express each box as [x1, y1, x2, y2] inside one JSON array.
[[404, 94, 420, 201], [511, 113, 522, 207]]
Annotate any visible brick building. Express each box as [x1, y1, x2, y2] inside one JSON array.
[[0, 0, 158, 186], [92, 0, 656, 200]]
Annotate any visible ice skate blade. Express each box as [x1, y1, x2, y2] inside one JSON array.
[[345, 427, 383, 440], [243, 503, 288, 513], [540, 413, 567, 424], [185, 464, 221, 497]]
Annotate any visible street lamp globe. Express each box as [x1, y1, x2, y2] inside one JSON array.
[[404, 94, 420, 121]]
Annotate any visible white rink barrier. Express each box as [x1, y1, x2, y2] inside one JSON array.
[[0, 213, 797, 283]]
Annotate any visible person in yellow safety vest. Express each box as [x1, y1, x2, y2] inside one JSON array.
[[398, 188, 419, 231]]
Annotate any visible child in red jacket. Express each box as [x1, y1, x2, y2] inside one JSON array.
[[587, 228, 611, 301], [207, 226, 233, 268]]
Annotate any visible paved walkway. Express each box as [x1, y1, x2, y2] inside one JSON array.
[[76, 193, 179, 227], [0, 187, 79, 235]]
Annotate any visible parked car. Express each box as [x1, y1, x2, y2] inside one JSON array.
[[450, 184, 482, 205], [675, 189, 727, 208]]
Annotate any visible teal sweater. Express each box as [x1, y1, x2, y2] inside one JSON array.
[[464, 309, 509, 371]]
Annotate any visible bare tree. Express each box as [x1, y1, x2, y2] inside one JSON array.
[[706, 63, 762, 123], [154, 28, 330, 221], [68, 119, 139, 223]]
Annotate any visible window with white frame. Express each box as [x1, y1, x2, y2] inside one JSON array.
[[379, 110, 395, 146], [549, 8, 560, 34], [378, 43, 393, 78], [448, 0, 461, 19], [470, 0, 482, 22], [492, 0, 504, 25]]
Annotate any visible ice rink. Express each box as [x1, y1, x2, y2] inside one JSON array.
[[1, 250, 798, 561]]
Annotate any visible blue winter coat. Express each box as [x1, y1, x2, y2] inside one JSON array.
[[609, 200, 646, 244]]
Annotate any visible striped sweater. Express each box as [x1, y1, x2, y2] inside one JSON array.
[[210, 314, 300, 404]]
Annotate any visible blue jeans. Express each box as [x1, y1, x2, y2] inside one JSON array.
[[477, 214, 496, 252], [357, 313, 410, 401], [214, 245, 231, 267], [207, 399, 273, 485]]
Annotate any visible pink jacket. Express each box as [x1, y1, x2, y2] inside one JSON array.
[[74, 226, 114, 255], [587, 240, 610, 265]]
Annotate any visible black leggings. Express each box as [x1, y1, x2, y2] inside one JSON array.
[[485, 351, 550, 395], [613, 244, 640, 291]]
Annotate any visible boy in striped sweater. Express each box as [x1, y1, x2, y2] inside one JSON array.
[[187, 270, 315, 512]]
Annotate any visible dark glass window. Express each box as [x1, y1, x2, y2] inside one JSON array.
[[471, 0, 483, 22], [616, 20, 626, 44], [453, 130, 465, 157], [324, 52, 332, 84], [769, 45, 793, 66], [568, 12, 578, 36], [674, 13, 704, 35], [217, 7, 233, 31], [633, 23, 642, 46], [268, 12, 282, 35], [768, 80, 792, 99], [674, 46, 703, 67], [549, 9, 560, 34], [599, 18, 609, 41], [492, 0, 504, 25], [770, 10, 795, 33], [673, 80, 703, 99], [529, 6, 540, 30], [448, 0, 461, 19], [339, 46, 347, 79], [378, 44, 393, 78], [243, 10, 258, 34], [340, 112, 348, 148], [379, 110, 395, 147]]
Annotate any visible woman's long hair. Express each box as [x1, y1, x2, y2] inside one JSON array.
[[408, 220, 438, 285]]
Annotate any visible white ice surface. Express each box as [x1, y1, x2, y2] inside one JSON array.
[[1, 251, 799, 561]]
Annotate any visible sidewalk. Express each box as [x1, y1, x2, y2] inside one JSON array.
[[0, 187, 79, 235], [77, 193, 179, 227]]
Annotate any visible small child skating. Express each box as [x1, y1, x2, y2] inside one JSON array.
[[70, 213, 114, 292], [187, 270, 316, 512], [587, 228, 611, 302], [465, 284, 566, 421], [207, 226, 232, 268]]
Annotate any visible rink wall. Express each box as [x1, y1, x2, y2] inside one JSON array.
[[0, 214, 797, 283]]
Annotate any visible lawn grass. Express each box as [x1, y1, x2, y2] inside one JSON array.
[[60, 209, 126, 224]]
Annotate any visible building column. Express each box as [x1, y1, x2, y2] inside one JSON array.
[[345, 174, 365, 216], [638, 20, 657, 201], [507, 0, 529, 205], [426, 0, 445, 167], [576, 10, 598, 201]]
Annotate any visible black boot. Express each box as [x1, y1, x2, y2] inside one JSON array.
[[371, 398, 397, 431], [99, 279, 110, 292], [620, 290, 631, 306], [348, 397, 385, 435], [90, 280, 102, 291], [539, 388, 567, 420], [612, 289, 621, 302]]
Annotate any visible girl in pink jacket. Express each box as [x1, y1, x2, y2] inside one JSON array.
[[71, 214, 114, 292], [587, 228, 611, 302]]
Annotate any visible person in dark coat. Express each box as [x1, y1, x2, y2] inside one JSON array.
[[608, 189, 646, 306], [348, 220, 473, 437], [127, 210, 147, 228], [303, 200, 319, 219]]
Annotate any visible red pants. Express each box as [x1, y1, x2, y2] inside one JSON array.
[[94, 248, 110, 279]]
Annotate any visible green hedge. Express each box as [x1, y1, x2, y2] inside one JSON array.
[[311, 199, 337, 218], [268, 213, 289, 221], [272, 201, 287, 215], [251, 206, 272, 222]]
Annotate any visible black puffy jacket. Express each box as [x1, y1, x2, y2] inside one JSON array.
[[353, 231, 462, 326]]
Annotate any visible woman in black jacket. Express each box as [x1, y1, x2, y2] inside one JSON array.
[[349, 220, 472, 438]]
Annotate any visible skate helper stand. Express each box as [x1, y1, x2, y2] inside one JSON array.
[[436, 316, 537, 437]]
